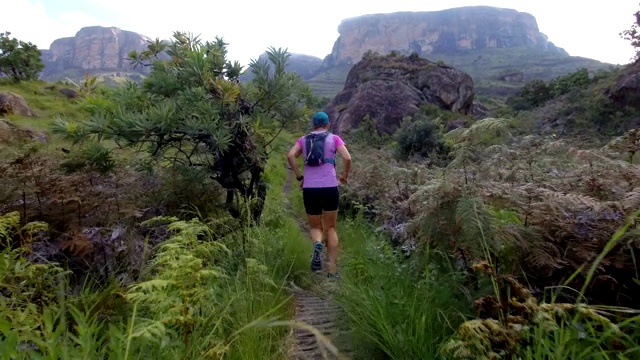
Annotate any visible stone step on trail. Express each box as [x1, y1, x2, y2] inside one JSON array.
[[287, 282, 352, 360]]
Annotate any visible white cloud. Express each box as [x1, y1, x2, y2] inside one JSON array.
[[4, 0, 638, 66], [4, 0, 106, 48]]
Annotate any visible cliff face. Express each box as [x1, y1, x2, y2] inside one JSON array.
[[40, 26, 152, 79], [324, 6, 568, 66]]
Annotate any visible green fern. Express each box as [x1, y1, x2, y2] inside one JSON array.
[[126, 217, 231, 344]]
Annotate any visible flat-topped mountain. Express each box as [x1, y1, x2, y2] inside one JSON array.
[[40, 26, 152, 84], [323, 6, 567, 67]]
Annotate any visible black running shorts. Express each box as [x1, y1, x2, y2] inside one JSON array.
[[302, 187, 339, 215]]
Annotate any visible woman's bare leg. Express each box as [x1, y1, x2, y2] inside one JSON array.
[[308, 214, 324, 271], [322, 210, 339, 274]]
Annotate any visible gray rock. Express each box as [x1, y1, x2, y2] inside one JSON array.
[[325, 53, 474, 135], [0, 92, 33, 117]]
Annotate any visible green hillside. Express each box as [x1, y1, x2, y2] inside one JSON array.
[[304, 64, 352, 98]]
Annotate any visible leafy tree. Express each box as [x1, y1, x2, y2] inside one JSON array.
[[620, 3, 640, 62], [54, 32, 311, 223], [506, 79, 552, 111], [0, 32, 44, 81]]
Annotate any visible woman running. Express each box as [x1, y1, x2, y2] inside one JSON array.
[[286, 111, 352, 278]]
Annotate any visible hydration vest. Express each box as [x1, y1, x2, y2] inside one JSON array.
[[303, 132, 335, 167]]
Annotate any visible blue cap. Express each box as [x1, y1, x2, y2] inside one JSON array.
[[312, 111, 329, 126]]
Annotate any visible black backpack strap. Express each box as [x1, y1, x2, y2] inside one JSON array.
[[304, 132, 318, 163], [324, 133, 336, 166]]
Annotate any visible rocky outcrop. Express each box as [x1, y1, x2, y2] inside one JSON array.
[[325, 53, 474, 135], [0, 119, 47, 143], [607, 60, 640, 109], [323, 6, 567, 67], [0, 92, 33, 117], [40, 26, 151, 80]]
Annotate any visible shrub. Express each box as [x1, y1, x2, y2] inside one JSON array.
[[506, 80, 553, 111], [348, 114, 391, 148], [395, 114, 450, 162]]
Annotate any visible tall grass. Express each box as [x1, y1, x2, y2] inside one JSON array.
[[331, 213, 470, 359], [279, 145, 472, 358], [324, 198, 640, 359]]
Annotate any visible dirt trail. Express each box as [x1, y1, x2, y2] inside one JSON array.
[[283, 168, 352, 360]]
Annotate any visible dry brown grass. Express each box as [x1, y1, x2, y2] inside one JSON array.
[[341, 125, 640, 308]]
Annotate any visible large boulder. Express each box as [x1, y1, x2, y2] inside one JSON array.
[[0, 119, 47, 143], [325, 53, 475, 135], [0, 92, 34, 117]]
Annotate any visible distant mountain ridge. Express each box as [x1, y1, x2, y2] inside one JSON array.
[[35, 7, 616, 99], [302, 6, 613, 98], [238, 53, 323, 82]]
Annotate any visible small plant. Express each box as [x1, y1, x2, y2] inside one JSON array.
[[349, 114, 390, 148], [445, 117, 510, 184], [126, 216, 231, 344], [605, 128, 640, 163]]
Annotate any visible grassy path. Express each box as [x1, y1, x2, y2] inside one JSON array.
[[282, 168, 352, 360]]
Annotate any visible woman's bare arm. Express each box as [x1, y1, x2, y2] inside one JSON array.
[[336, 144, 351, 183], [287, 142, 303, 179]]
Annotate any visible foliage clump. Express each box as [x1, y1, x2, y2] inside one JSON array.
[[343, 116, 640, 309], [506, 68, 597, 111], [441, 262, 635, 359], [0, 130, 313, 358], [395, 114, 449, 162], [0, 32, 44, 81], [348, 114, 390, 148]]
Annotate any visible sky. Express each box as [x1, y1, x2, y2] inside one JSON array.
[[4, 0, 639, 66]]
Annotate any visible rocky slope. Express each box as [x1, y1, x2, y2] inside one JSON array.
[[530, 60, 640, 134], [40, 26, 152, 83]]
